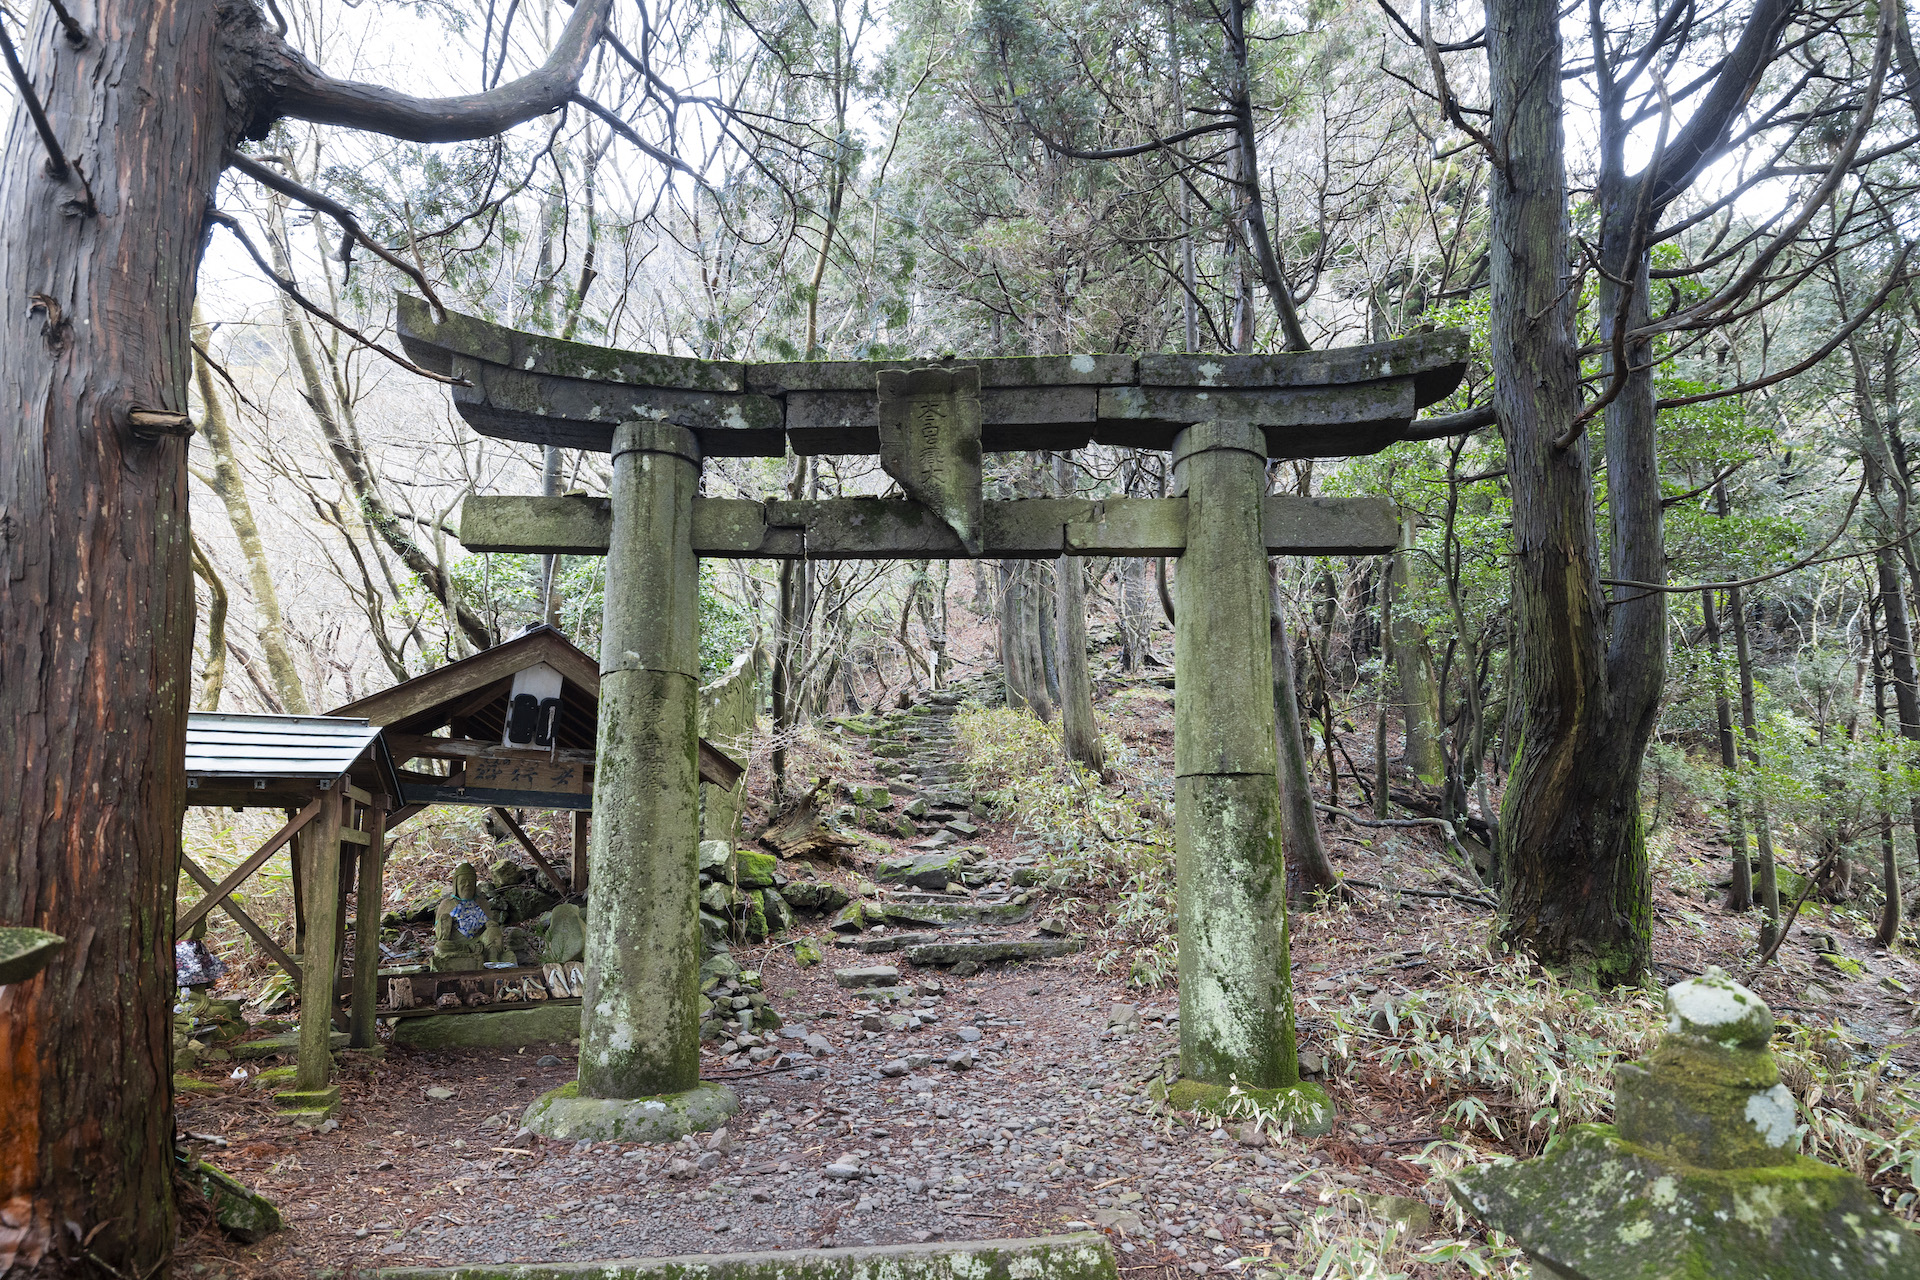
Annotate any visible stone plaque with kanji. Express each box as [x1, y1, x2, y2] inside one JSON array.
[[875, 366, 983, 555]]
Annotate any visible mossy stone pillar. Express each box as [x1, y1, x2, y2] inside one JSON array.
[[1169, 421, 1313, 1117], [579, 419, 703, 1097], [524, 420, 737, 1142]]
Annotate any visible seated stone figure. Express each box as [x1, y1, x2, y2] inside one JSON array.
[[432, 862, 511, 971], [540, 902, 586, 964]]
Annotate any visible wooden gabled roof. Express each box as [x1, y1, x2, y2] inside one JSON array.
[[327, 625, 745, 797], [327, 624, 600, 753]]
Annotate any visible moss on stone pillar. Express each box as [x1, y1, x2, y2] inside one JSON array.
[[579, 420, 704, 1099], [1170, 421, 1298, 1093]]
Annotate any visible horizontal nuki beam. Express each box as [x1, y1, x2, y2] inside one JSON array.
[[397, 296, 1469, 460], [458, 494, 1399, 560]]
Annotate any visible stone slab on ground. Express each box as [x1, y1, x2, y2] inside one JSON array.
[[231, 1029, 347, 1061], [367, 1232, 1118, 1280], [840, 932, 941, 954], [876, 852, 969, 890], [904, 939, 1082, 966], [391, 1002, 581, 1051], [834, 965, 900, 988], [879, 901, 1032, 929]]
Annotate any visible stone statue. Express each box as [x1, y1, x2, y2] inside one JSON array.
[[432, 862, 510, 971], [540, 902, 586, 964]]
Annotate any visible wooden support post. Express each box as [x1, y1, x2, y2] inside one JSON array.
[[295, 784, 345, 1094], [572, 810, 590, 892], [290, 812, 306, 960], [581, 420, 703, 1099], [1171, 421, 1301, 1092], [350, 798, 390, 1048]]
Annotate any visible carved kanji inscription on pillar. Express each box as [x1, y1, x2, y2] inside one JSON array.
[[876, 366, 983, 555]]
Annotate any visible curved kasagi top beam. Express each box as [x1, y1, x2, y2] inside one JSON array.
[[395, 294, 1469, 460]]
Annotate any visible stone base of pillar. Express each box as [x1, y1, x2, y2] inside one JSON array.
[[274, 1085, 342, 1127], [1152, 1078, 1335, 1136], [522, 1080, 738, 1144]]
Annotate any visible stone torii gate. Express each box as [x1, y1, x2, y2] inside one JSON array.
[[397, 296, 1467, 1140]]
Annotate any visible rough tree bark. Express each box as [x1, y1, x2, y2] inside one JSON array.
[[1053, 454, 1103, 771], [1701, 586, 1751, 911], [1271, 565, 1341, 902], [0, 2, 608, 1272], [1387, 513, 1443, 784], [1486, 0, 1792, 985], [189, 537, 230, 711]]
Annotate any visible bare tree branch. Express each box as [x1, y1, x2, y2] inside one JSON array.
[[269, 0, 611, 143]]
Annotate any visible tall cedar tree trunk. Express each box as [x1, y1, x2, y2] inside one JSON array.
[[1388, 514, 1443, 784], [1052, 454, 1103, 770], [1486, 0, 1794, 983], [1486, 0, 1651, 983], [1702, 587, 1751, 911], [192, 323, 310, 711], [0, 2, 608, 1271], [190, 538, 230, 710], [1271, 565, 1341, 900], [1850, 334, 1920, 935]]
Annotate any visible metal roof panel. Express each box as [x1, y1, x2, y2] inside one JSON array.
[[184, 713, 382, 779]]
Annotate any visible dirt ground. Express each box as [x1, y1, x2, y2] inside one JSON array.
[[174, 613, 1920, 1276], [177, 853, 1920, 1279]]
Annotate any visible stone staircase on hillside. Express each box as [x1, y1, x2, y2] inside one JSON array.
[[828, 675, 1082, 977]]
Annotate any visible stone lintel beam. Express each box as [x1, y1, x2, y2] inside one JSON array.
[[367, 1232, 1121, 1280], [396, 295, 1472, 459], [458, 494, 1397, 559]]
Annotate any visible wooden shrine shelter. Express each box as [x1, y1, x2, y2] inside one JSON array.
[[393, 294, 1471, 1137], [178, 713, 399, 1099], [177, 625, 744, 1112]]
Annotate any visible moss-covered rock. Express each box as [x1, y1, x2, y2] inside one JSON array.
[[521, 1079, 738, 1144], [763, 888, 794, 934], [1663, 967, 1774, 1050], [877, 852, 969, 889], [1614, 1038, 1795, 1170], [742, 890, 769, 941], [183, 1154, 283, 1242], [1450, 1125, 1916, 1279], [794, 937, 824, 968], [392, 1003, 580, 1051], [1449, 968, 1919, 1279], [735, 850, 779, 889], [782, 880, 850, 912]]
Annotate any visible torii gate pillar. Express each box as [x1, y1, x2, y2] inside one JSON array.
[[1169, 423, 1328, 1129], [524, 420, 738, 1141]]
